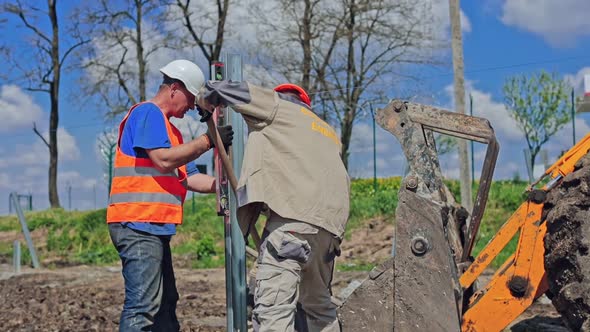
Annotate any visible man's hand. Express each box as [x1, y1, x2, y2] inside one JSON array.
[[206, 125, 234, 151], [197, 106, 213, 123]]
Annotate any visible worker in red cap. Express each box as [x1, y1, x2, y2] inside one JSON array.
[[274, 83, 312, 107], [198, 80, 349, 331]]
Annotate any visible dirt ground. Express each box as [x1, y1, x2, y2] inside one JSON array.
[[0, 218, 568, 331]]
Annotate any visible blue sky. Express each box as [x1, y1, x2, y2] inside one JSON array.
[[348, 0, 590, 180], [2, 0, 590, 214]]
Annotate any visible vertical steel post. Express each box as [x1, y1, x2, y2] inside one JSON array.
[[226, 53, 248, 332], [9, 192, 40, 268], [211, 58, 234, 331], [213, 54, 247, 331]]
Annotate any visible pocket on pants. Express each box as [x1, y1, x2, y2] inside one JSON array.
[[326, 236, 342, 262], [254, 268, 283, 307], [272, 232, 311, 264]]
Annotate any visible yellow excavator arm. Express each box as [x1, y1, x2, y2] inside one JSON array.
[[338, 99, 590, 331]]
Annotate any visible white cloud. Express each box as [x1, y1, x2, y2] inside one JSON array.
[[549, 117, 590, 150], [54, 128, 80, 161], [0, 127, 80, 169], [500, 0, 590, 47], [564, 67, 590, 95], [0, 85, 44, 133]]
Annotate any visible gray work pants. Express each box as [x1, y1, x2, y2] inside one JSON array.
[[253, 213, 341, 332]]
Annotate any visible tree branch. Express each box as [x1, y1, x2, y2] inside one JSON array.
[[32, 122, 50, 148]]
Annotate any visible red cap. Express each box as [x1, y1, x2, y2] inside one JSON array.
[[274, 83, 311, 107]]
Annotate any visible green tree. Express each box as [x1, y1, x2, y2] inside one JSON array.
[[503, 71, 571, 175]]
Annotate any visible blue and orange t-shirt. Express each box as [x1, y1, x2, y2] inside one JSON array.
[[118, 102, 199, 236]]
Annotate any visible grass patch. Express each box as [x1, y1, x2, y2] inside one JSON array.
[[0, 177, 530, 269]]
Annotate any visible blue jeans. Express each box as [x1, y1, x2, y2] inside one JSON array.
[[109, 223, 180, 332]]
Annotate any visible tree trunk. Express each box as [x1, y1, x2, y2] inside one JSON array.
[[530, 148, 539, 178], [211, 0, 229, 62], [48, 0, 61, 208], [301, 0, 313, 92], [136, 0, 146, 101], [341, 111, 354, 169], [340, 0, 357, 170]]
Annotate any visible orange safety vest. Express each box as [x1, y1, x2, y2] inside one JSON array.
[[106, 103, 188, 224]]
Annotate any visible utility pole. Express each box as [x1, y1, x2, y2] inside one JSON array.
[[449, 0, 472, 213]]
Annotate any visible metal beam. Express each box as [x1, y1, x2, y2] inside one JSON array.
[[9, 192, 40, 268], [224, 53, 248, 332]]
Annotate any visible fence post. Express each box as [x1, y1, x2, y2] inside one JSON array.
[[13, 240, 21, 274], [9, 192, 40, 268]]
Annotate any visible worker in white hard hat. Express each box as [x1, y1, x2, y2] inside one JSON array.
[[106, 59, 233, 332]]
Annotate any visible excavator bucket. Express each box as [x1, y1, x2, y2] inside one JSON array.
[[338, 100, 498, 331], [338, 258, 394, 331]]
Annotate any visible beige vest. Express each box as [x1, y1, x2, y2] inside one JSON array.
[[233, 83, 350, 238]]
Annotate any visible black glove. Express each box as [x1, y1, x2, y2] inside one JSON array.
[[197, 105, 213, 123], [206, 125, 234, 151]]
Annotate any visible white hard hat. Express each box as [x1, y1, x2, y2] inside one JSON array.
[[159, 59, 205, 98]]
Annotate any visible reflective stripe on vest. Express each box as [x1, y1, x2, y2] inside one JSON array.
[[106, 103, 188, 224], [113, 167, 178, 178], [110, 192, 183, 205]]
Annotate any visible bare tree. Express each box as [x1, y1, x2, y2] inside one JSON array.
[[2, 0, 90, 208], [249, 0, 443, 168], [320, 0, 442, 168], [172, 0, 231, 63], [248, 0, 342, 97], [81, 0, 174, 116]]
